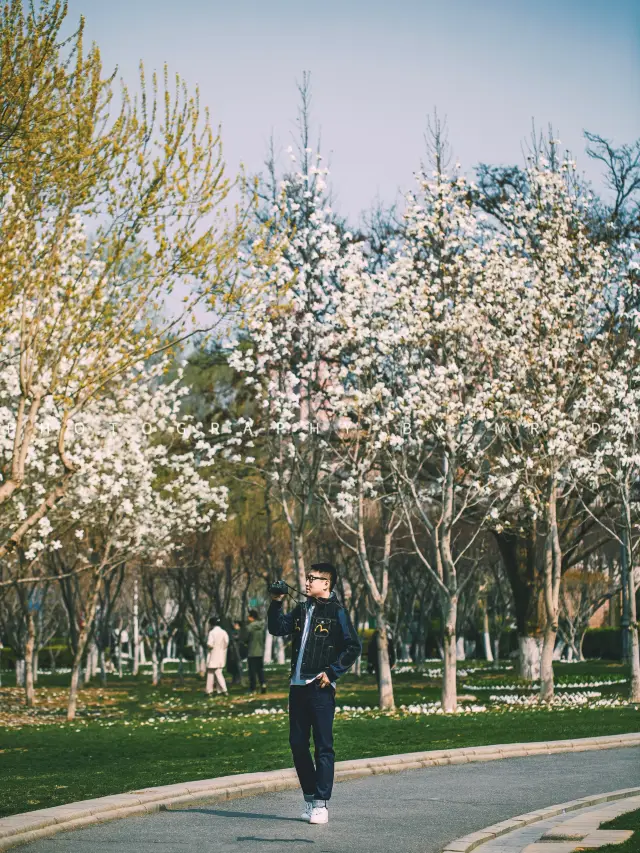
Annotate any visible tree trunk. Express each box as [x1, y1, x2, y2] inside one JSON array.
[[117, 631, 124, 678], [455, 635, 466, 661], [482, 606, 494, 662], [83, 642, 93, 685], [151, 644, 160, 686], [518, 635, 541, 680], [294, 532, 307, 594], [578, 629, 586, 662], [539, 621, 557, 702], [553, 638, 566, 661], [441, 597, 457, 713], [540, 484, 562, 703], [24, 609, 36, 708], [15, 658, 25, 687], [68, 573, 103, 721], [494, 528, 540, 681], [99, 648, 107, 686], [264, 625, 273, 664], [132, 578, 140, 676], [627, 563, 640, 702], [376, 608, 395, 711], [274, 635, 285, 665]]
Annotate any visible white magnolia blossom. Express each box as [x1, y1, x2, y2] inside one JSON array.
[[0, 349, 228, 569]]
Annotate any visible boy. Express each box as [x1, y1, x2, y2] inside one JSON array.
[[268, 562, 361, 825]]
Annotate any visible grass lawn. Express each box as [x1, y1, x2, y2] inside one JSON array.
[[1, 659, 638, 819], [599, 807, 640, 853]]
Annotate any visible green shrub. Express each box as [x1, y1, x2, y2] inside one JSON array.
[[582, 627, 622, 661]]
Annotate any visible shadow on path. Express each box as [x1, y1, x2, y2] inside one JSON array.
[[236, 838, 314, 844], [169, 808, 302, 824]]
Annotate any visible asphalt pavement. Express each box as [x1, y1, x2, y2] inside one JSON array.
[[17, 746, 640, 853]]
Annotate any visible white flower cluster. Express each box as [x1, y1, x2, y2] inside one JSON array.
[[398, 702, 488, 715], [465, 678, 627, 691], [490, 691, 602, 706]]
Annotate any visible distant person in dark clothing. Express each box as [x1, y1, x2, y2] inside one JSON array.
[[226, 621, 244, 685], [367, 628, 396, 686], [244, 609, 267, 694]]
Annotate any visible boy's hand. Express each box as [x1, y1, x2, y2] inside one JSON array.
[[270, 593, 285, 601], [316, 671, 331, 688]]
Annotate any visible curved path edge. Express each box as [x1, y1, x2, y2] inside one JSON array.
[[1, 731, 639, 851], [440, 785, 640, 853]]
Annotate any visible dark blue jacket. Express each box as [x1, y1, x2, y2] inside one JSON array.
[[268, 590, 361, 683]]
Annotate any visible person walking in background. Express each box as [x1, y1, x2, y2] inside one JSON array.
[[244, 609, 267, 694], [205, 616, 229, 697], [244, 610, 267, 693]]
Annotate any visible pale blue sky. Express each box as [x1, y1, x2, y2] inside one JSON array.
[[66, 0, 639, 222]]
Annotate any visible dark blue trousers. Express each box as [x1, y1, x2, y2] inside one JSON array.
[[288, 681, 336, 801]]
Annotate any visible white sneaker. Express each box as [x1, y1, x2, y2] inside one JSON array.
[[309, 805, 329, 824], [300, 801, 313, 821]]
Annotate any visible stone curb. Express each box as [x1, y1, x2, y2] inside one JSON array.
[[1, 732, 639, 851], [441, 785, 640, 853]]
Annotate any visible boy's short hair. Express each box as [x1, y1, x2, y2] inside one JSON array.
[[208, 616, 219, 628], [248, 608, 259, 620], [310, 562, 337, 591]]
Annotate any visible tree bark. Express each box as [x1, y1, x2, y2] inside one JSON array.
[[24, 609, 36, 707], [493, 528, 541, 680], [151, 643, 160, 686], [442, 596, 457, 713], [132, 577, 140, 676], [482, 605, 494, 662], [68, 572, 103, 721], [274, 635, 285, 664], [540, 481, 562, 702], [376, 608, 395, 711], [264, 627, 273, 664], [99, 647, 107, 686], [627, 563, 640, 702], [518, 635, 541, 679]]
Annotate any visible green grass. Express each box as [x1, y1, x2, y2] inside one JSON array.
[[598, 807, 640, 853], [0, 660, 638, 819]]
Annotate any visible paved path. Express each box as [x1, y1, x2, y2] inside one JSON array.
[[18, 747, 640, 853]]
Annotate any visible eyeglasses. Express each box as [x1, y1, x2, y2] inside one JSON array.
[[305, 574, 328, 584]]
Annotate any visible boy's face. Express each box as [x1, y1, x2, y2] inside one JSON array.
[[305, 571, 331, 598]]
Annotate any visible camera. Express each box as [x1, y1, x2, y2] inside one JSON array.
[[268, 579, 288, 596]]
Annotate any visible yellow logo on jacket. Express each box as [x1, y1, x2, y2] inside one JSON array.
[[314, 623, 329, 634]]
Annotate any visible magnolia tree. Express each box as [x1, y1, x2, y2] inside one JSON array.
[[371, 166, 517, 712], [1, 355, 227, 715], [317, 253, 406, 711], [572, 333, 640, 700], [0, 5, 242, 562], [483, 152, 632, 701], [230, 144, 407, 707], [229, 149, 358, 591]]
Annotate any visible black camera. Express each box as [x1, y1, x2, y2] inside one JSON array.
[[268, 579, 288, 596]]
